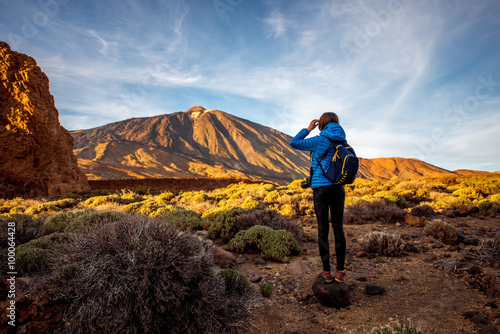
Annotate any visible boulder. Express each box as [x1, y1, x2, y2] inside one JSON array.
[[0, 42, 89, 198], [404, 214, 425, 227], [213, 246, 236, 268], [311, 275, 350, 308]]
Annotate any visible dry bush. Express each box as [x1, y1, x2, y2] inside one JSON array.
[[466, 238, 500, 267], [344, 199, 407, 224], [423, 220, 463, 245], [360, 231, 404, 257], [50, 215, 259, 334], [409, 204, 435, 217]]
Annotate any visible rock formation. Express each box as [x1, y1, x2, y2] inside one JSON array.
[[0, 41, 89, 198]]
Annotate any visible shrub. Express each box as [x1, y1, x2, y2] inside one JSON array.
[[360, 231, 404, 257], [490, 193, 500, 202], [264, 190, 280, 202], [43, 209, 124, 234], [278, 204, 297, 218], [375, 323, 422, 334], [190, 192, 209, 204], [424, 220, 461, 245], [260, 184, 275, 192], [16, 233, 69, 275], [259, 282, 273, 298], [57, 263, 79, 279], [162, 210, 209, 231], [85, 193, 143, 207], [25, 203, 60, 215], [122, 200, 161, 216], [202, 206, 237, 221], [156, 191, 175, 204], [344, 199, 406, 224], [409, 205, 435, 217], [0, 214, 44, 247], [206, 207, 245, 242], [373, 191, 406, 207], [224, 225, 302, 262], [240, 197, 264, 209], [49, 215, 259, 334], [51, 198, 77, 209], [218, 268, 251, 295]]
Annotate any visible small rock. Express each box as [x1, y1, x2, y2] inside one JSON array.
[[355, 276, 368, 282], [404, 214, 425, 227], [432, 242, 444, 249], [443, 209, 458, 218], [365, 283, 385, 295], [394, 275, 406, 281], [471, 314, 488, 325], [284, 328, 300, 334], [254, 257, 266, 265], [289, 261, 311, 275], [196, 230, 208, 236], [463, 310, 480, 318], [250, 275, 262, 283], [396, 222, 401, 227], [356, 251, 367, 257], [469, 206, 480, 214], [235, 257, 246, 264], [213, 246, 236, 268]]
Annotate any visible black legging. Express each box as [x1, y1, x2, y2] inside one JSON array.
[[313, 185, 346, 272]]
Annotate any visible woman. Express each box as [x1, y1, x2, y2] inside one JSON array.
[[290, 112, 347, 283]]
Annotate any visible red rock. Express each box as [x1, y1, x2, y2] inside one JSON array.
[[404, 214, 425, 227], [0, 42, 89, 198], [213, 246, 236, 267]]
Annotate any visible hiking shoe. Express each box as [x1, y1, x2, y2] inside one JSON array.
[[335, 270, 346, 283], [323, 271, 333, 283]]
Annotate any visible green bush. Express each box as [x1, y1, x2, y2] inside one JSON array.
[[259, 282, 273, 298], [51, 198, 77, 209], [206, 207, 245, 242], [201, 206, 237, 221], [156, 191, 175, 204], [16, 233, 69, 275], [43, 209, 124, 234], [25, 203, 60, 215], [344, 199, 406, 224], [85, 193, 143, 207], [190, 192, 209, 204], [241, 197, 264, 209], [123, 200, 160, 216], [224, 225, 302, 262], [263, 190, 280, 202], [373, 191, 406, 207], [162, 210, 209, 231], [218, 268, 251, 295], [490, 193, 500, 202]]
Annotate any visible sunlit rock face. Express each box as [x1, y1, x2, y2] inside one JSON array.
[[0, 41, 89, 198]]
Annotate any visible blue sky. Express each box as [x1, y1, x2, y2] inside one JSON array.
[[1, 0, 499, 172]]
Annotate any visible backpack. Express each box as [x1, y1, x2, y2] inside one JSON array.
[[317, 139, 359, 185]]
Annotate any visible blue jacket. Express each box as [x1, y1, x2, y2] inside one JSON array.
[[290, 122, 346, 189]]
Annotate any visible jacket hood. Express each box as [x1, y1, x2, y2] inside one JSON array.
[[320, 122, 346, 141]]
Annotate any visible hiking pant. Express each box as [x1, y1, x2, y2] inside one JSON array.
[[313, 184, 346, 272]]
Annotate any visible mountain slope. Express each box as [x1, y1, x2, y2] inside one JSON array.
[[71, 106, 464, 182], [72, 107, 310, 182]]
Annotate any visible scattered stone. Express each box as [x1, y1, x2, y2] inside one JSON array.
[[463, 310, 480, 318], [471, 314, 488, 325], [395, 222, 402, 227], [404, 214, 425, 227], [312, 275, 350, 308], [254, 257, 266, 265], [250, 275, 262, 283], [469, 206, 480, 214], [436, 259, 476, 275], [432, 242, 444, 249], [464, 238, 480, 246], [394, 275, 407, 282], [195, 230, 208, 237], [356, 276, 368, 282], [213, 246, 236, 268], [289, 261, 311, 275], [356, 251, 367, 257], [235, 257, 246, 265], [284, 328, 300, 334], [365, 283, 385, 295], [443, 209, 458, 218]]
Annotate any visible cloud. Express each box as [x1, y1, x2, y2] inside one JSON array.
[[262, 9, 289, 38]]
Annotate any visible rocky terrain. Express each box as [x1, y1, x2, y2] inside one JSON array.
[[0, 42, 89, 199]]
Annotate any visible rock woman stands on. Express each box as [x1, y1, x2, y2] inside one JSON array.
[[290, 112, 347, 283]]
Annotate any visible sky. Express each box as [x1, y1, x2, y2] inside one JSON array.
[[1, 0, 499, 172]]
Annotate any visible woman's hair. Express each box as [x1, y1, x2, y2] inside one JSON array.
[[318, 112, 339, 131]]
